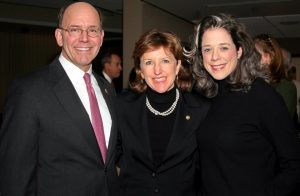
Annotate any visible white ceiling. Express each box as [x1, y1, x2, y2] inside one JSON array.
[[0, 0, 299, 53]]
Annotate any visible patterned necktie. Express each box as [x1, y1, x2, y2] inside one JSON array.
[[83, 73, 107, 163]]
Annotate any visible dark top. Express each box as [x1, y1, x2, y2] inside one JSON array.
[[197, 78, 300, 196], [273, 78, 297, 117], [146, 87, 177, 167], [116, 89, 210, 196]]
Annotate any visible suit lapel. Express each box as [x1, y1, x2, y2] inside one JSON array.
[[94, 73, 116, 165], [49, 60, 103, 163], [140, 96, 155, 168], [137, 94, 154, 167], [158, 94, 199, 172], [128, 94, 154, 169]]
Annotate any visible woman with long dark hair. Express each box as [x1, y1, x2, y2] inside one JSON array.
[[184, 13, 300, 196]]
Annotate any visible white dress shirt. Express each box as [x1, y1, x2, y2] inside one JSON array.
[[59, 54, 112, 147], [102, 71, 112, 84]]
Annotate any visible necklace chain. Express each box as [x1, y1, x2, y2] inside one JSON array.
[[146, 89, 179, 116]]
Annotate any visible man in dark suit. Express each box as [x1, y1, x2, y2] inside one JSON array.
[[99, 50, 123, 93], [0, 2, 119, 196], [100, 51, 122, 84]]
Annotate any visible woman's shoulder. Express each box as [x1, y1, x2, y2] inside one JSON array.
[[251, 78, 276, 94], [182, 91, 211, 108], [117, 89, 144, 103], [250, 78, 285, 104]]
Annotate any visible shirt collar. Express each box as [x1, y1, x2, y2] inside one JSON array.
[[102, 71, 112, 83], [59, 53, 93, 84]]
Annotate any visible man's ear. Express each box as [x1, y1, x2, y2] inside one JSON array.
[[99, 30, 104, 47], [55, 28, 63, 47]]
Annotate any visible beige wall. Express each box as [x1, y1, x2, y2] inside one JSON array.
[[122, 0, 143, 88], [122, 1, 194, 88], [142, 4, 193, 44]]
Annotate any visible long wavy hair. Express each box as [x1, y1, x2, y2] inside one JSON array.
[[184, 13, 268, 98], [130, 29, 192, 93]]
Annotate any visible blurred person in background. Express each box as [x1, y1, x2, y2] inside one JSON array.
[[254, 34, 297, 117], [100, 50, 123, 93], [283, 48, 300, 130]]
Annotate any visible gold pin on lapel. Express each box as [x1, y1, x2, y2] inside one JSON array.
[[186, 115, 191, 120]]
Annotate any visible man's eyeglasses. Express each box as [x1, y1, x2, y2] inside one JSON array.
[[60, 27, 102, 38]]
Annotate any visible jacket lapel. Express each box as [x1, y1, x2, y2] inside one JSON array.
[[94, 73, 117, 165], [138, 94, 154, 168], [158, 93, 200, 172], [127, 93, 154, 169], [49, 60, 103, 163]]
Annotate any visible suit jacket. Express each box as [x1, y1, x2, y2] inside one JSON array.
[[98, 71, 123, 94], [116, 90, 210, 196], [0, 57, 120, 196]]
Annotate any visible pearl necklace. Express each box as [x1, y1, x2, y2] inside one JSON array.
[[146, 89, 179, 116]]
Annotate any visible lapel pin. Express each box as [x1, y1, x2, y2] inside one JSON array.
[[105, 89, 108, 94], [186, 115, 191, 120]]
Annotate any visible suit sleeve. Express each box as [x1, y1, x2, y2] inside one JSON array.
[[260, 89, 300, 196], [0, 79, 39, 196]]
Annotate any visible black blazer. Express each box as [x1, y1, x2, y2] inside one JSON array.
[[116, 90, 210, 196], [0, 58, 120, 196]]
